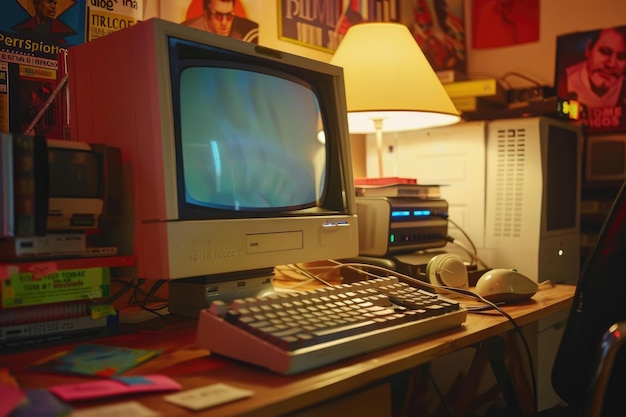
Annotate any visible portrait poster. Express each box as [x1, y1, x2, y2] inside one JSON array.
[[279, 0, 399, 52], [555, 25, 626, 133], [398, 0, 466, 78], [0, 0, 86, 46], [160, 0, 259, 44]]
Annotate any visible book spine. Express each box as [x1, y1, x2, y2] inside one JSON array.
[[443, 78, 507, 104], [1, 255, 136, 274], [0, 61, 8, 132], [0, 300, 90, 327], [0, 313, 118, 351], [356, 186, 440, 198], [436, 69, 467, 84], [12, 133, 48, 237], [451, 96, 499, 112], [354, 177, 417, 186], [1, 266, 110, 308], [1, 133, 14, 237]]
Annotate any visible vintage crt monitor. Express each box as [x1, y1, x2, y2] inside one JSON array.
[[67, 18, 359, 307], [385, 117, 582, 284]]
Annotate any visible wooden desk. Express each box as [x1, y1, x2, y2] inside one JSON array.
[[0, 284, 575, 417]]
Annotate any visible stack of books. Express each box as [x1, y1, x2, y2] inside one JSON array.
[[0, 256, 134, 351], [442, 78, 509, 117], [354, 177, 442, 199]]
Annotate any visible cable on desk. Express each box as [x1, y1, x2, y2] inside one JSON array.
[[319, 260, 538, 414], [435, 212, 492, 270]]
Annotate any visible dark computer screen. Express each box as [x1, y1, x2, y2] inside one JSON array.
[[48, 148, 101, 199]]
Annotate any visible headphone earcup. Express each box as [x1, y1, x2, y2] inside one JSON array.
[[426, 254, 469, 292]]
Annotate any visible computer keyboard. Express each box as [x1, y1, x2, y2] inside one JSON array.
[[196, 276, 467, 375]]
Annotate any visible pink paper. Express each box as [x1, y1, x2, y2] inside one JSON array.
[[49, 375, 181, 402], [0, 384, 25, 417]]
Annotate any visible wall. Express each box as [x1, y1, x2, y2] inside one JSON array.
[[466, 0, 626, 87], [142, 1, 625, 175], [213, 1, 626, 86]]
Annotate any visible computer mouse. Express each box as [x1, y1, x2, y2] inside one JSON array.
[[475, 268, 538, 303]]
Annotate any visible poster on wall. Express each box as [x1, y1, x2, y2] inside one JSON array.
[[555, 25, 626, 133], [0, 0, 86, 46], [160, 0, 259, 43], [399, 0, 466, 81], [279, 0, 399, 52], [472, 0, 539, 49]]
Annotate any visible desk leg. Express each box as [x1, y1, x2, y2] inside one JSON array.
[[401, 342, 502, 417], [488, 333, 536, 416]]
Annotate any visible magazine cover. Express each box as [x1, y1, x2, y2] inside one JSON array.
[[0, 0, 86, 46], [30, 344, 161, 377], [160, 0, 259, 44], [0, 30, 67, 138], [86, 0, 144, 42], [555, 25, 626, 133]]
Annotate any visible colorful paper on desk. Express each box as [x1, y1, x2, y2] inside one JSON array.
[[71, 401, 158, 417], [0, 383, 25, 417], [49, 375, 181, 401], [164, 383, 254, 410], [8, 389, 72, 417], [30, 344, 161, 378]]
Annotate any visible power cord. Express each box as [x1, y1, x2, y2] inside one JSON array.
[[318, 260, 538, 414], [436, 212, 492, 270]]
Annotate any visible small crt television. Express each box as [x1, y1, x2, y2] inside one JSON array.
[[67, 18, 359, 286], [585, 134, 626, 182]]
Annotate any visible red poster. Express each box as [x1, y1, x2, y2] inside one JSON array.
[[472, 0, 539, 49]]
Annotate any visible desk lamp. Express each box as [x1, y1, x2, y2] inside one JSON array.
[[330, 22, 461, 177]]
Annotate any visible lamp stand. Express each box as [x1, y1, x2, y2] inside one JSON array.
[[373, 118, 384, 177]]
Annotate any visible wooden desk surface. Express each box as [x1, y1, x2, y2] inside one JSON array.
[[0, 284, 575, 417]]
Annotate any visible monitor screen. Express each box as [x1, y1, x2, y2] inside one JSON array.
[[178, 66, 324, 212], [48, 147, 100, 199]]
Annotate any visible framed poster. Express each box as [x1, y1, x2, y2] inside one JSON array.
[[279, 0, 399, 52], [555, 25, 626, 133]]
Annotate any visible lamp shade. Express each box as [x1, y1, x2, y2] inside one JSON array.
[[330, 22, 461, 133]]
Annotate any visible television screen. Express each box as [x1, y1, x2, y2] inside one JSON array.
[[48, 148, 100, 199], [179, 66, 324, 211]]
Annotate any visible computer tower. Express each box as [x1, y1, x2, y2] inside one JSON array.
[[371, 116, 582, 284], [483, 117, 581, 284]]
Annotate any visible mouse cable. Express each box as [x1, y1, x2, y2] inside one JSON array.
[[323, 260, 538, 414], [435, 213, 491, 270]]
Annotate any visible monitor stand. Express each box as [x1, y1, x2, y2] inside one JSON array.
[[168, 268, 275, 318]]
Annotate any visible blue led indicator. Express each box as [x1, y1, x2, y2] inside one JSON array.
[[391, 210, 411, 217], [390, 234, 395, 243], [413, 210, 432, 217]]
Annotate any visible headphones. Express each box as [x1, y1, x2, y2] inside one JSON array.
[[425, 253, 469, 293]]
